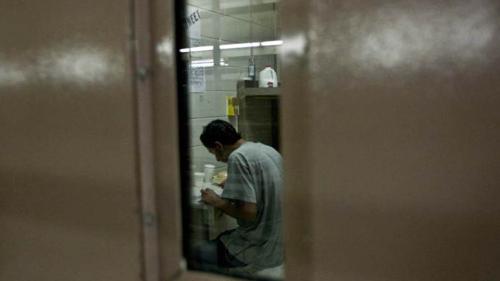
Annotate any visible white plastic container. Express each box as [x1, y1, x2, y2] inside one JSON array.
[[258, 66, 278, 88]]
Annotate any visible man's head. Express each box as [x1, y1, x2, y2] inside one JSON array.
[[200, 120, 242, 162]]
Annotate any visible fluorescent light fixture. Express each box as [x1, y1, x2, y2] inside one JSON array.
[[180, 45, 214, 53], [261, 40, 283, 46], [192, 59, 214, 64], [191, 58, 228, 68], [191, 61, 214, 68], [180, 40, 283, 52], [220, 42, 260, 50]]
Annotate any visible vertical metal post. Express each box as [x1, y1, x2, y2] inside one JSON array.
[[131, 0, 160, 280]]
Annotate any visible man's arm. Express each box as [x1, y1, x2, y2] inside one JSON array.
[[201, 188, 257, 221]]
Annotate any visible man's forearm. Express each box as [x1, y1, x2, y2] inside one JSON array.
[[214, 198, 256, 221]]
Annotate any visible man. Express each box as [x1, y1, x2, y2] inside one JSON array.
[[196, 119, 283, 272]]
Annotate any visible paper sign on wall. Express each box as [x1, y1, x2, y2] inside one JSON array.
[[189, 67, 206, 93]]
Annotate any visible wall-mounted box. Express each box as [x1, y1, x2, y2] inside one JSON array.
[[237, 80, 280, 151]]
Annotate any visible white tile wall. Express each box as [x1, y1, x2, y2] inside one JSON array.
[[189, 1, 278, 27], [220, 0, 251, 12], [220, 16, 251, 42], [185, 0, 279, 172], [191, 145, 226, 172], [188, 0, 216, 11], [188, 3, 276, 43], [252, 24, 275, 42], [251, 6, 277, 28], [196, 9, 221, 40], [204, 68, 246, 91], [222, 3, 251, 21], [189, 91, 235, 118]]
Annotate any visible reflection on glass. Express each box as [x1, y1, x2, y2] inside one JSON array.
[[179, 0, 283, 279]]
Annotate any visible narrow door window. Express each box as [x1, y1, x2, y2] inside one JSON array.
[[176, 1, 284, 279]]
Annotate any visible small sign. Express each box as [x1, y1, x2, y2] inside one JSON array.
[[226, 96, 239, 116], [185, 9, 201, 28], [189, 67, 206, 93]]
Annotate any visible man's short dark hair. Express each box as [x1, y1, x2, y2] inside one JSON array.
[[200, 119, 241, 148]]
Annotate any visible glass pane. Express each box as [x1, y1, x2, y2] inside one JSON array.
[[177, 0, 284, 279]]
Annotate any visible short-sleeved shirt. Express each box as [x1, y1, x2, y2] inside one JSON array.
[[220, 141, 283, 269]]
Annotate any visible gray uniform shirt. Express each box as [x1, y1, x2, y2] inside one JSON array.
[[220, 142, 283, 269]]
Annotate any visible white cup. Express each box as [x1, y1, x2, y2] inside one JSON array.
[[192, 186, 203, 200], [203, 164, 215, 184], [194, 172, 204, 187]]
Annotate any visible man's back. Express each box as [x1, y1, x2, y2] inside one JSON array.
[[220, 142, 283, 269]]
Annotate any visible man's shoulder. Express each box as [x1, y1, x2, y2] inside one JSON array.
[[227, 142, 256, 163], [232, 142, 266, 157]]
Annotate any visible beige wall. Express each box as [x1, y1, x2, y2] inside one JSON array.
[[0, 1, 142, 280], [281, 0, 500, 280]]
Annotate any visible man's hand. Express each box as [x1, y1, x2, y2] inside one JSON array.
[[201, 188, 223, 208], [201, 188, 257, 222]]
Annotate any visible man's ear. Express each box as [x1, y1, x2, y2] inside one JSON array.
[[214, 141, 223, 150]]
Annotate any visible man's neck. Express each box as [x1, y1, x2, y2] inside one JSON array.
[[225, 139, 246, 155]]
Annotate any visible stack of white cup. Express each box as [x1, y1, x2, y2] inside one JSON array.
[[194, 172, 204, 187], [203, 164, 215, 185]]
